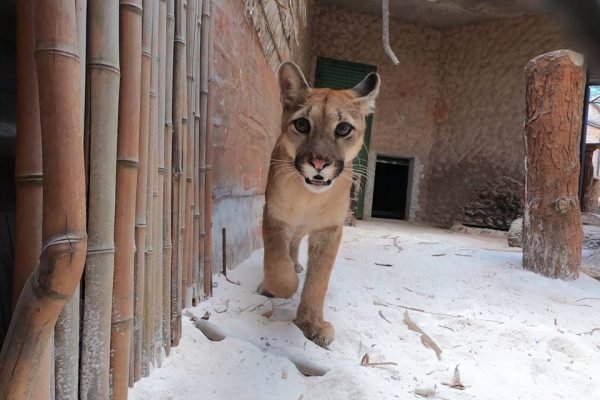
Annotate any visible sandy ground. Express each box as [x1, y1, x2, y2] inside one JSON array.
[[130, 221, 600, 400]]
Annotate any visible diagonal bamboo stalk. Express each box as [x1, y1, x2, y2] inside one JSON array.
[[0, 1, 87, 398], [162, 0, 175, 356], [110, 1, 143, 398], [79, 1, 120, 399], [134, 0, 153, 381], [54, 1, 86, 398], [171, 0, 186, 346], [202, 0, 214, 298], [184, 0, 197, 309], [12, 1, 48, 399], [154, 0, 167, 368], [142, 0, 159, 376]]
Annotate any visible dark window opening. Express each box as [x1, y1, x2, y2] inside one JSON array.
[[371, 156, 410, 220]]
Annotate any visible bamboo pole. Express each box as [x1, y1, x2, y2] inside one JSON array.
[[184, 0, 197, 309], [110, 1, 143, 398], [134, 0, 153, 381], [0, 1, 87, 397], [12, 1, 48, 399], [79, 1, 120, 399], [154, 0, 168, 368], [192, 0, 203, 305], [202, 0, 214, 298], [171, 0, 186, 346], [13, 0, 43, 313], [197, 0, 208, 299], [162, 0, 175, 356], [143, 0, 159, 376], [54, 1, 87, 398]]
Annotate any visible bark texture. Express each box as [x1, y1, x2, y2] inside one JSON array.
[[523, 50, 585, 280]]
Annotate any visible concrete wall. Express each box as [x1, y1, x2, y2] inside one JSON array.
[[312, 4, 568, 227], [424, 15, 566, 226], [311, 4, 443, 220], [211, 1, 313, 270]]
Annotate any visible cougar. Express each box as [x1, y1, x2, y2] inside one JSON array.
[[260, 61, 380, 348]]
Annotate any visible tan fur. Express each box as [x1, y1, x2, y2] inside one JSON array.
[[261, 62, 379, 348]]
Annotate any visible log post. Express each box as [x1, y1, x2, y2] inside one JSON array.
[[523, 50, 585, 280], [582, 145, 600, 212]]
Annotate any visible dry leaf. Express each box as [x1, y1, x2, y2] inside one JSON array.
[[262, 300, 275, 319], [404, 311, 442, 360], [375, 262, 393, 267], [442, 365, 466, 390], [359, 353, 398, 368], [379, 310, 392, 324]]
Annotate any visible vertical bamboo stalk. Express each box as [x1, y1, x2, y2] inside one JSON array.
[[0, 1, 87, 398], [202, 0, 214, 297], [12, 1, 48, 399], [155, 0, 168, 367], [192, 0, 203, 305], [134, 0, 153, 381], [142, 0, 159, 376], [162, 0, 175, 356], [197, 0, 207, 299], [79, 1, 120, 399], [184, 0, 197, 309], [54, 1, 87, 398], [13, 0, 43, 313], [110, 1, 143, 398], [171, 0, 186, 346]]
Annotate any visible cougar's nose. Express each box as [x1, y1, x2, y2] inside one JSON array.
[[309, 158, 331, 172]]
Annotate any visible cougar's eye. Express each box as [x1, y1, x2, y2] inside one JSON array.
[[335, 122, 354, 137], [293, 118, 311, 134]]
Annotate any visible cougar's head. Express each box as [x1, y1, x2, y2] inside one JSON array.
[[277, 62, 380, 193]]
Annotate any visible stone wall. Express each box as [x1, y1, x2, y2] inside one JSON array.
[[312, 4, 569, 228], [211, 1, 313, 270]]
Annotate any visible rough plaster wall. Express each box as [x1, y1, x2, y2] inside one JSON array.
[[211, 1, 312, 270], [422, 14, 567, 226], [312, 4, 442, 218]]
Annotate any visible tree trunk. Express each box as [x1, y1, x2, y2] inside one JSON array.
[[162, 0, 175, 356], [171, 0, 186, 346], [79, 1, 120, 398], [582, 146, 599, 212], [110, 1, 143, 398], [523, 49, 585, 280], [0, 1, 87, 397]]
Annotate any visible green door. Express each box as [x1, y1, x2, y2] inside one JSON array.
[[314, 57, 377, 219]]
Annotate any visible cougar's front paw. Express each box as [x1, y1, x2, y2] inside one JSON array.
[[295, 318, 335, 348], [259, 269, 299, 299]]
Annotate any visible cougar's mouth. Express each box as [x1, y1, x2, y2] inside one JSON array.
[[304, 176, 332, 186]]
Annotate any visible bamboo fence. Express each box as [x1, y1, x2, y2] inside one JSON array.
[[0, 0, 216, 398]]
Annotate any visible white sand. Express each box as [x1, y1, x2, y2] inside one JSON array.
[[130, 221, 600, 400]]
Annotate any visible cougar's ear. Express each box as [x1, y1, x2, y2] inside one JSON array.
[[278, 62, 309, 108], [352, 72, 380, 115]]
